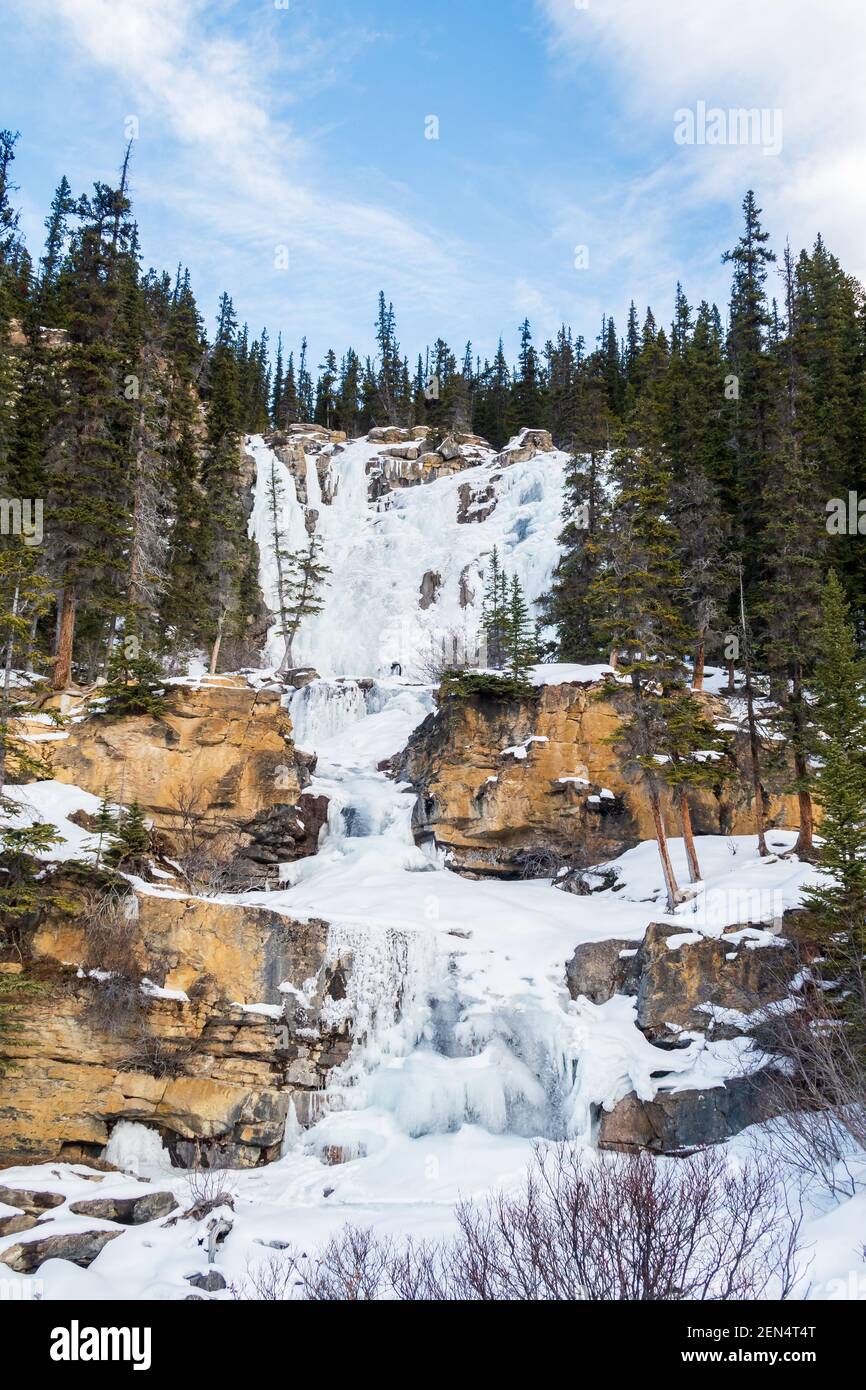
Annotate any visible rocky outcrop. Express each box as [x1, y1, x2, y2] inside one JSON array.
[[0, 883, 352, 1168], [567, 915, 808, 1153], [47, 680, 323, 887], [634, 921, 794, 1042], [395, 679, 800, 878], [597, 1077, 765, 1153], [366, 430, 492, 502], [494, 427, 555, 464], [0, 1228, 124, 1273]]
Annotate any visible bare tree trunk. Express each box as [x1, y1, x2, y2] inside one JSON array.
[[744, 675, 768, 858], [649, 783, 682, 911], [208, 610, 225, 677], [608, 648, 619, 671], [52, 582, 76, 690], [739, 568, 768, 858], [678, 786, 702, 883], [795, 776, 813, 858], [22, 612, 38, 673], [722, 653, 739, 692], [692, 629, 706, 691], [790, 674, 814, 858], [0, 582, 20, 788]]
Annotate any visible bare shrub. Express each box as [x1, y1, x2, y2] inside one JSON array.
[[167, 784, 255, 896], [417, 628, 484, 683], [119, 1030, 195, 1079], [231, 1253, 298, 1302], [231, 1144, 803, 1302], [754, 945, 866, 1197], [514, 846, 569, 881], [80, 886, 146, 1034], [184, 1150, 235, 1218]]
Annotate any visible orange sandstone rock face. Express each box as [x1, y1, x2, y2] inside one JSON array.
[[50, 681, 300, 834], [0, 889, 347, 1168], [396, 680, 800, 878]]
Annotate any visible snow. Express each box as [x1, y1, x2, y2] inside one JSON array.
[[248, 431, 570, 678], [1, 780, 105, 861], [1, 431, 863, 1301]]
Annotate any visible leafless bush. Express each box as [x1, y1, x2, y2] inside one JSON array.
[[167, 785, 254, 896], [185, 1150, 235, 1216], [232, 1144, 803, 1301], [754, 946, 866, 1197], [119, 1030, 195, 1079], [80, 886, 146, 1034], [515, 846, 569, 881], [231, 1253, 299, 1302], [417, 628, 484, 683]]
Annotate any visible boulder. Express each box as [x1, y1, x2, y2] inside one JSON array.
[[636, 921, 793, 1041], [0, 1211, 39, 1236], [566, 938, 640, 1004], [69, 1191, 178, 1224], [186, 1269, 227, 1292], [0, 1228, 123, 1273], [598, 1075, 767, 1153], [0, 1185, 65, 1216]]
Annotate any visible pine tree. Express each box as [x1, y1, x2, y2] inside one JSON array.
[[93, 788, 117, 870], [508, 320, 545, 433], [102, 633, 166, 718], [503, 575, 537, 683], [480, 547, 509, 668], [276, 534, 330, 673], [45, 169, 139, 688], [805, 573, 866, 944], [722, 190, 778, 595], [591, 400, 692, 910], [105, 801, 151, 872], [537, 440, 610, 662]]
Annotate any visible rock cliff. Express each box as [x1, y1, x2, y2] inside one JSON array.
[[395, 677, 800, 877]]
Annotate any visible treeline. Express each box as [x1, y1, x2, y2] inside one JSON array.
[[2, 130, 865, 699], [535, 192, 866, 904], [0, 133, 273, 685]]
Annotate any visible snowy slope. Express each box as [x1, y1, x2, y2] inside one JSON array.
[[248, 431, 567, 676]]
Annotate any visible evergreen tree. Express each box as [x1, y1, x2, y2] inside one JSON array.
[[804, 572, 866, 944], [275, 533, 330, 673], [591, 400, 692, 910], [102, 633, 166, 718], [503, 575, 537, 683], [480, 546, 509, 668], [722, 190, 778, 594], [105, 801, 151, 872], [508, 320, 545, 433]]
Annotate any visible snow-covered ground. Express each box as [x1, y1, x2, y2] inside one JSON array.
[[2, 432, 865, 1300]]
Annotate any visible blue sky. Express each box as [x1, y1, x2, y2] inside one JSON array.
[[3, 0, 864, 369]]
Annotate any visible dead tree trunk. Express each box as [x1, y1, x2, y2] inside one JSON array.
[[52, 582, 76, 690], [649, 784, 683, 912], [678, 786, 702, 883]]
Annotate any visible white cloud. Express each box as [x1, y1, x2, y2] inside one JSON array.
[[538, 0, 866, 280], [13, 0, 477, 347]]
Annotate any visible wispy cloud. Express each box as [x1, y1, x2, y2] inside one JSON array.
[[12, 0, 478, 345], [537, 0, 866, 280]]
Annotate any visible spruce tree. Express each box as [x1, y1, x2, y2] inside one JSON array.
[[805, 573, 866, 946], [503, 575, 537, 683], [590, 400, 692, 910], [276, 534, 330, 673], [480, 547, 509, 668]]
